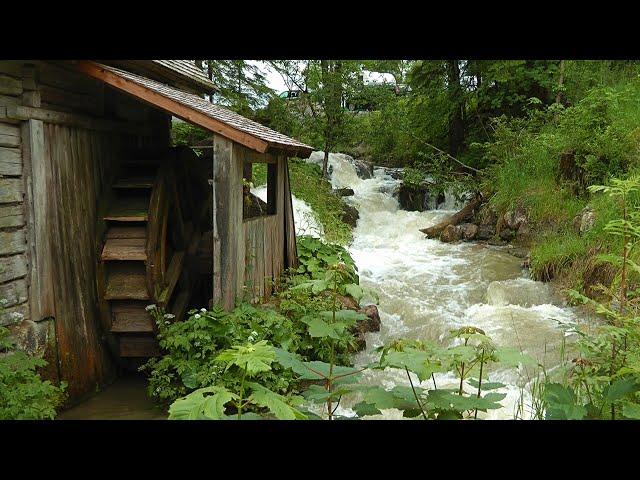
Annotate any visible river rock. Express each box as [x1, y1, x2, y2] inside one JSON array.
[[334, 187, 355, 197], [341, 203, 360, 227], [352, 158, 374, 179], [398, 182, 429, 211], [376, 166, 403, 180], [573, 207, 596, 234], [499, 228, 516, 241], [459, 223, 478, 240], [359, 304, 381, 332], [504, 208, 527, 230], [476, 224, 496, 240], [440, 224, 462, 243]]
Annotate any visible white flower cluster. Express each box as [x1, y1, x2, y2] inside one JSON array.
[[0, 298, 8, 306], [247, 330, 259, 343], [145, 304, 157, 312], [9, 311, 24, 321]]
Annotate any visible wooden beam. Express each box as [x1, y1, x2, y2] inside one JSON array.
[[71, 61, 271, 155], [4, 105, 151, 136]]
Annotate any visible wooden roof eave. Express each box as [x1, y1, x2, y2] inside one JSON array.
[[265, 143, 313, 159], [70, 60, 271, 154]]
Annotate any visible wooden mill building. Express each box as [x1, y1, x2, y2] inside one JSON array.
[[0, 60, 313, 402]]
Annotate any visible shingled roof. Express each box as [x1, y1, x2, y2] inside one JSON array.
[[73, 61, 313, 158], [102, 60, 216, 94]]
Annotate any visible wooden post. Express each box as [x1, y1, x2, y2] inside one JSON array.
[[212, 134, 242, 310], [22, 118, 56, 321]]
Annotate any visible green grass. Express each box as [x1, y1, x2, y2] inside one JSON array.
[[250, 160, 352, 245]]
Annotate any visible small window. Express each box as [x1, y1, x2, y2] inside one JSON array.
[[243, 161, 277, 220]]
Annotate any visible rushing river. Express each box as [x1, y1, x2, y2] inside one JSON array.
[[63, 152, 588, 420], [297, 152, 588, 420]]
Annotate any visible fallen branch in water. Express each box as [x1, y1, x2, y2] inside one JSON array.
[[419, 194, 483, 238]]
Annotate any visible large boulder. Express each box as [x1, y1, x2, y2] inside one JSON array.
[[440, 224, 462, 243], [476, 224, 496, 240]]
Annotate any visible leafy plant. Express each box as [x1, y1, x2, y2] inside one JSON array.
[[543, 176, 640, 419], [0, 320, 66, 420], [168, 340, 306, 420]]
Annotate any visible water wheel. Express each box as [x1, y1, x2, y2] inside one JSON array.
[[97, 146, 209, 366]]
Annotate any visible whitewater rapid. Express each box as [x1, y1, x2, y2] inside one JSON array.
[[258, 152, 586, 419]]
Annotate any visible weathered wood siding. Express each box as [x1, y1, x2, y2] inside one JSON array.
[[0, 62, 30, 332], [1, 60, 171, 402], [211, 139, 294, 309]]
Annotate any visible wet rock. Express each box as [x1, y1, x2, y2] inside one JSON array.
[[352, 158, 374, 179], [517, 223, 531, 238], [376, 166, 403, 180], [573, 207, 596, 234], [398, 182, 429, 211], [334, 187, 355, 197], [341, 203, 360, 227], [476, 224, 496, 240], [459, 223, 478, 241], [359, 304, 381, 332], [499, 228, 516, 241], [441, 224, 462, 243]]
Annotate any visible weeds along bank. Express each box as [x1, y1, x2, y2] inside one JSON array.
[[477, 80, 640, 299]]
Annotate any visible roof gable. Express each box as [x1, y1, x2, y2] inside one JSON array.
[[73, 61, 313, 157]]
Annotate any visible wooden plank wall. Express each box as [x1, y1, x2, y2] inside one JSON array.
[[40, 124, 121, 398], [0, 62, 30, 330]]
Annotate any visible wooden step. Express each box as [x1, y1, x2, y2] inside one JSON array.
[[113, 175, 155, 189], [106, 226, 147, 239], [104, 196, 150, 222], [105, 263, 149, 300], [110, 301, 155, 333], [102, 237, 147, 261], [118, 335, 161, 357]]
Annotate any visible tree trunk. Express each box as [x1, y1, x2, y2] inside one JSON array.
[[419, 194, 483, 237], [447, 60, 465, 158], [555, 59, 566, 105]]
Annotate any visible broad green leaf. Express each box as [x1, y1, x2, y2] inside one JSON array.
[[494, 347, 537, 368], [168, 386, 237, 420], [345, 283, 364, 302], [622, 402, 640, 419], [604, 378, 640, 402], [247, 383, 307, 420], [544, 383, 586, 420], [302, 317, 341, 339], [382, 348, 441, 382], [215, 340, 275, 376]]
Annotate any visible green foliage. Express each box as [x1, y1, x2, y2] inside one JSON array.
[[168, 341, 306, 420], [351, 328, 534, 420], [295, 235, 357, 281], [141, 304, 300, 404], [0, 325, 66, 420], [540, 176, 640, 419], [288, 159, 353, 244], [171, 121, 209, 148]]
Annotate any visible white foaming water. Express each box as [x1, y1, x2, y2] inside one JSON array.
[[301, 152, 586, 420], [252, 185, 324, 238]]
